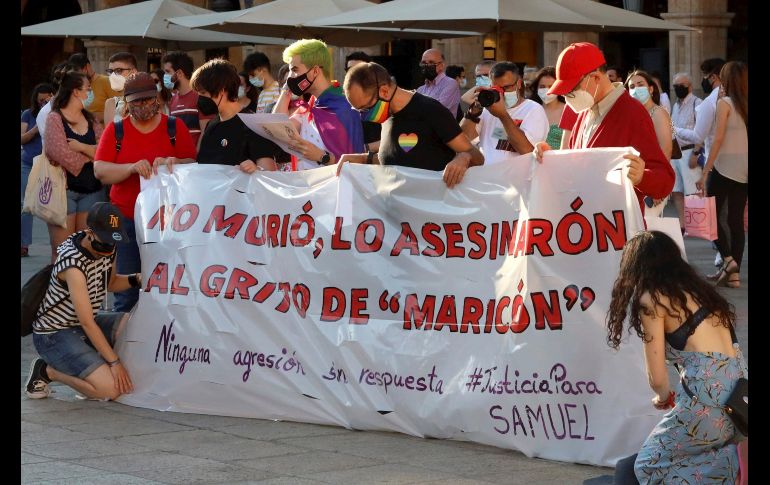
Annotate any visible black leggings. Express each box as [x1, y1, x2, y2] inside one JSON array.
[[707, 169, 748, 268]]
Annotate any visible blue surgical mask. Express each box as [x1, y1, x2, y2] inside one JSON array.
[[249, 75, 264, 88], [476, 75, 491, 88], [630, 86, 651, 104], [163, 73, 175, 90], [82, 89, 94, 109], [504, 91, 518, 109], [238, 86, 246, 98], [459, 78, 467, 88]]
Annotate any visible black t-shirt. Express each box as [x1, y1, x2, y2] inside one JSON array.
[[378, 92, 462, 171], [362, 120, 381, 145], [197, 110, 281, 166]]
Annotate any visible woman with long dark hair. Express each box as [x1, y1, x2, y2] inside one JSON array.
[[21, 82, 54, 257], [150, 68, 172, 115], [527, 66, 566, 149], [696, 61, 748, 288], [606, 231, 746, 483], [44, 71, 105, 263], [237, 71, 260, 113]]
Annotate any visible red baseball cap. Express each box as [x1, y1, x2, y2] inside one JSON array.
[[548, 42, 606, 96]]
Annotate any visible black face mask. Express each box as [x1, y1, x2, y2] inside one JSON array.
[[197, 95, 219, 116], [287, 69, 316, 97], [673, 84, 689, 100], [91, 237, 115, 254], [701, 76, 714, 95], [420, 64, 438, 81]]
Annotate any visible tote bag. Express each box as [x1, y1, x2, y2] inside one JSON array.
[[684, 195, 717, 241], [22, 152, 67, 228]]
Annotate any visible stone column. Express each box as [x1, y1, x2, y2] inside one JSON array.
[[662, 0, 734, 97], [542, 32, 600, 67]]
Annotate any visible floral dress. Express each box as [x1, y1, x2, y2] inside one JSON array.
[[634, 341, 747, 483]]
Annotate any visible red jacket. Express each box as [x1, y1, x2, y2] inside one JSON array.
[[569, 91, 675, 216]]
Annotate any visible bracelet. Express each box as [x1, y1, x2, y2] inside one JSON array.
[[366, 151, 375, 164], [107, 358, 120, 367], [663, 390, 676, 408], [128, 273, 140, 288]]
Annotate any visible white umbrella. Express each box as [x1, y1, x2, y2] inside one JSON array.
[[168, 0, 479, 47], [309, 0, 694, 33], [20, 0, 291, 50]]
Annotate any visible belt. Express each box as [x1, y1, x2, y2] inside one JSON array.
[[680, 144, 695, 151]]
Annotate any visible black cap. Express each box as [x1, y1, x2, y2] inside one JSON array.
[[87, 202, 128, 244]]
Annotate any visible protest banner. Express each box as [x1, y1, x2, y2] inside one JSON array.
[[117, 148, 659, 466]]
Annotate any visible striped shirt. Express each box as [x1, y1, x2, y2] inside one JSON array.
[[257, 81, 280, 113], [169, 90, 206, 146], [32, 232, 114, 334]]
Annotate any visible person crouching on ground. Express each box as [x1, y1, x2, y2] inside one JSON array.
[[25, 202, 142, 401]]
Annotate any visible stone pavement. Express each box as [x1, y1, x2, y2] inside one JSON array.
[[21, 209, 748, 484]]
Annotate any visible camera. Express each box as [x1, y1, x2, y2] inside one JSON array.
[[477, 86, 505, 107]]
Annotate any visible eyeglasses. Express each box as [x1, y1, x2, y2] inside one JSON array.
[[128, 97, 156, 105], [419, 61, 442, 67], [564, 74, 589, 99], [106, 67, 132, 75]]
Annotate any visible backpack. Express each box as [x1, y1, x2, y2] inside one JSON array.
[[114, 115, 177, 153], [20, 264, 54, 337]]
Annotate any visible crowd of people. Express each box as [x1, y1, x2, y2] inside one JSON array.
[[21, 39, 747, 483]]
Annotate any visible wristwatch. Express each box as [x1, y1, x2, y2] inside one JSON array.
[[318, 151, 331, 166]]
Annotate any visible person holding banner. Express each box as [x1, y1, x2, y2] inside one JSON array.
[[272, 39, 364, 171], [25, 202, 140, 401], [606, 230, 745, 483], [191, 59, 280, 173], [94, 73, 197, 313], [534, 42, 674, 216], [340, 62, 484, 188]]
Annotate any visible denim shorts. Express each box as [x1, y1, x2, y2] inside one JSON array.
[[32, 312, 127, 379], [67, 189, 107, 215]]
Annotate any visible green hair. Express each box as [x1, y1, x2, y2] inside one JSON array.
[[283, 39, 332, 80]]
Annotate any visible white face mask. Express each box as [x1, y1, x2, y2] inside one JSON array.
[[238, 86, 246, 98], [109, 72, 126, 92], [504, 91, 518, 109], [565, 75, 598, 113], [475, 75, 491, 88], [538, 87, 557, 104], [459, 77, 467, 88], [565, 90, 595, 113]]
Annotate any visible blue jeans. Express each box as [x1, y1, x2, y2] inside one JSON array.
[[21, 162, 33, 247], [114, 217, 141, 312]]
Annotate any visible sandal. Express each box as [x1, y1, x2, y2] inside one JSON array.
[[707, 257, 737, 282], [715, 260, 740, 287], [724, 273, 741, 288]]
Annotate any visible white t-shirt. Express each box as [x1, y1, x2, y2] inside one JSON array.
[[477, 99, 549, 165], [36, 98, 54, 140]]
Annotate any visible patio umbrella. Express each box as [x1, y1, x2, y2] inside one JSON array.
[[20, 0, 291, 50], [308, 0, 694, 33], [167, 0, 479, 47]]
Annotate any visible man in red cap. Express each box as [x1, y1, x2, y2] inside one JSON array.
[[534, 42, 674, 215]]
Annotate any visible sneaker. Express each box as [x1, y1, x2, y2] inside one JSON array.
[[25, 358, 51, 399], [714, 252, 723, 268]]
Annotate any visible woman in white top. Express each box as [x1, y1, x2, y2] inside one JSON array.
[[626, 70, 674, 218], [696, 62, 748, 288]]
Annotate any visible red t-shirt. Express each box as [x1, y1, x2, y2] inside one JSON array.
[[559, 105, 578, 132], [94, 114, 197, 219], [568, 91, 675, 216]]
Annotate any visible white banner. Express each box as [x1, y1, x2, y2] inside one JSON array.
[[117, 148, 660, 467]]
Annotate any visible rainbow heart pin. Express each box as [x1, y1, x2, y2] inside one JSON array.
[[398, 133, 418, 152]]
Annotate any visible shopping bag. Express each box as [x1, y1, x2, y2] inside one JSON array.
[[22, 152, 67, 228], [645, 216, 687, 261], [684, 195, 717, 241]]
